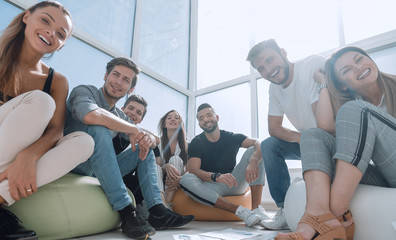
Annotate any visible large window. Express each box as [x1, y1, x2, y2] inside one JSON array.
[[197, 0, 252, 90], [195, 83, 251, 137], [133, 74, 188, 134], [371, 46, 396, 75], [196, 0, 396, 142], [196, 0, 339, 90], [0, 0, 190, 135], [2, 0, 396, 141], [0, 1, 21, 31], [137, 0, 190, 88], [341, 0, 396, 44], [43, 37, 112, 93], [60, 0, 136, 55]]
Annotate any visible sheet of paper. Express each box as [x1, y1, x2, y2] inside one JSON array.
[[173, 234, 219, 240], [199, 228, 262, 240]]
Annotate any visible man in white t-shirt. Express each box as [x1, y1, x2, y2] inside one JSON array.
[[246, 39, 326, 230]]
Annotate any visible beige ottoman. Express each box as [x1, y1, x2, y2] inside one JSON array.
[[284, 179, 396, 240], [172, 188, 252, 221]]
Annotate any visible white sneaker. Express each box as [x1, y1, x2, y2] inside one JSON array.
[[252, 205, 270, 221], [260, 208, 289, 230], [235, 206, 261, 227]]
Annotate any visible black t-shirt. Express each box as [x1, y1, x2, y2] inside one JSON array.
[[188, 130, 247, 173]]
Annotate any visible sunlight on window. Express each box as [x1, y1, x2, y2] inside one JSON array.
[[341, 0, 396, 44], [197, 0, 339, 90], [249, 0, 339, 60]]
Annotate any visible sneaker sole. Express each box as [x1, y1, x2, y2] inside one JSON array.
[[124, 231, 156, 239], [246, 217, 261, 227], [260, 221, 289, 230], [123, 228, 156, 239], [15, 237, 38, 240], [152, 217, 194, 230]]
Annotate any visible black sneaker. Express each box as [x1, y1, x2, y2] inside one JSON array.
[[0, 207, 37, 240], [121, 211, 156, 239], [148, 209, 194, 230]]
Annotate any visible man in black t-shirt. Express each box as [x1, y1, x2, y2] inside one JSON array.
[[180, 103, 270, 227]]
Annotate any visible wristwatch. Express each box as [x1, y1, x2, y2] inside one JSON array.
[[318, 83, 328, 94], [211, 172, 221, 182]]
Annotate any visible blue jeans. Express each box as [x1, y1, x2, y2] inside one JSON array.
[[261, 137, 300, 208], [71, 125, 162, 211]]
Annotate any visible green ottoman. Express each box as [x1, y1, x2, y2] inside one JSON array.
[[4, 173, 135, 240]]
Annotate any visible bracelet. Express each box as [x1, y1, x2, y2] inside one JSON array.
[[211, 172, 221, 182], [318, 83, 328, 94]]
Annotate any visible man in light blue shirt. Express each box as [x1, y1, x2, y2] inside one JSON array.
[[64, 57, 193, 239]]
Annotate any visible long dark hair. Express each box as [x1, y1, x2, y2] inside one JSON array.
[[0, 1, 72, 103], [158, 110, 188, 165]]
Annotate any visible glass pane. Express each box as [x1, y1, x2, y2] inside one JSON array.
[[0, 1, 22, 31], [42, 37, 112, 96], [197, 0, 339, 90], [250, 0, 339, 61], [132, 73, 188, 136], [371, 46, 396, 76], [342, 0, 396, 44], [138, 0, 190, 88], [59, 0, 135, 55], [257, 78, 295, 141], [197, 0, 252, 89], [195, 83, 251, 137]]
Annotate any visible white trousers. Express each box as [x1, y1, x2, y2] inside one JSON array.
[[156, 156, 184, 192], [0, 90, 94, 205]]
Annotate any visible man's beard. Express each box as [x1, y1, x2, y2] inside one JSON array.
[[103, 85, 123, 102], [201, 120, 218, 133], [270, 56, 290, 86]]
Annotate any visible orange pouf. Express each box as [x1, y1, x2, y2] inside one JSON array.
[[172, 189, 252, 221]]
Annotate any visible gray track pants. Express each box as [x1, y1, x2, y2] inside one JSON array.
[[180, 147, 265, 206]]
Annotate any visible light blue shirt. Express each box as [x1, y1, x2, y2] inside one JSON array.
[[64, 84, 132, 140]]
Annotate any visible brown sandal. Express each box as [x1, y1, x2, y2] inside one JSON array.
[[337, 210, 354, 240], [274, 213, 346, 240]]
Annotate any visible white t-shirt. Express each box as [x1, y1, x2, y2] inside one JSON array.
[[268, 55, 326, 132]]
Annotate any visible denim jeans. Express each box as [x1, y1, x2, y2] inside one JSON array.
[[261, 136, 300, 208], [71, 125, 162, 211]]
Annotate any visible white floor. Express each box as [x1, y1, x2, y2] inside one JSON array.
[[68, 220, 283, 240], [67, 163, 303, 240]]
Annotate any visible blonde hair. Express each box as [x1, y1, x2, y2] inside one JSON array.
[[246, 39, 282, 69], [326, 46, 396, 118], [0, 1, 71, 104]]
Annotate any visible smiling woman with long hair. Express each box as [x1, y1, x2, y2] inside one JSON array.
[[0, 2, 93, 239], [276, 46, 396, 240], [155, 110, 188, 206]]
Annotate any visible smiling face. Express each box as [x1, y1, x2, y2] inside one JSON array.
[[103, 65, 136, 103], [197, 108, 218, 133], [333, 51, 379, 93], [164, 111, 181, 131], [122, 100, 145, 124], [22, 6, 72, 54], [252, 47, 290, 85]]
